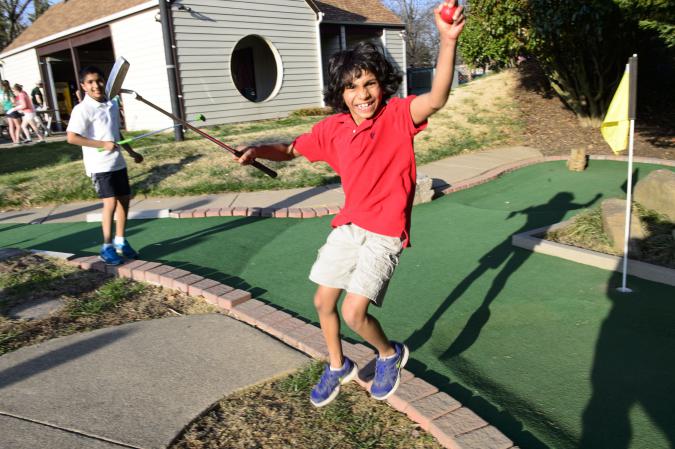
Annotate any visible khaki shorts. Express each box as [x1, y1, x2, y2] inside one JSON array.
[[309, 224, 403, 306]]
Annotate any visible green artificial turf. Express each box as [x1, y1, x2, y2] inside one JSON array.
[[1, 160, 673, 449]]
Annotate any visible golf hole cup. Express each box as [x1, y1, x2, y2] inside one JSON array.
[[440, 3, 458, 24]]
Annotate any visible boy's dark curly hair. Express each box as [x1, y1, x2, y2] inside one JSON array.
[[78, 65, 105, 84], [323, 41, 402, 113]]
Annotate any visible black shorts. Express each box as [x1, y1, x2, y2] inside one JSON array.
[[91, 168, 131, 199], [6, 111, 22, 119]]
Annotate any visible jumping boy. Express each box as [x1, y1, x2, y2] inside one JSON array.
[[236, 2, 465, 406], [67, 66, 144, 266]]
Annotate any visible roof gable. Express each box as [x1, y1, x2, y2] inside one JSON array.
[[314, 0, 402, 25], [2, 0, 150, 54]]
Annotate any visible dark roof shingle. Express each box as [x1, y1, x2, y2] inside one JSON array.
[[314, 0, 402, 25]]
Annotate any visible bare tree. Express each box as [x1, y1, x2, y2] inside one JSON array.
[[384, 0, 438, 67]]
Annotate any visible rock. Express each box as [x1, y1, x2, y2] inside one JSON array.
[[634, 169, 675, 222], [601, 198, 645, 257], [414, 174, 434, 205]]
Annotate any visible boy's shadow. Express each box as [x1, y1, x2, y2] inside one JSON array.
[[579, 271, 675, 449], [407, 192, 602, 356]]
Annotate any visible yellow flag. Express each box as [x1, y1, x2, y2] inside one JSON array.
[[600, 67, 630, 153]]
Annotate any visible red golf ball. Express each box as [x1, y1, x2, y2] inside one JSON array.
[[440, 4, 458, 24]]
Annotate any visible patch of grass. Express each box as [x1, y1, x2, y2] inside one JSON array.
[[546, 204, 675, 268], [416, 128, 485, 165], [67, 277, 145, 317], [0, 71, 524, 210], [0, 140, 82, 175], [0, 253, 76, 311], [290, 106, 333, 117], [211, 115, 321, 138], [172, 362, 442, 449], [634, 203, 675, 268], [0, 254, 218, 355], [547, 208, 615, 253]]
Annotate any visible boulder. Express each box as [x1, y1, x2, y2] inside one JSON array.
[[601, 198, 645, 257], [634, 169, 675, 222], [414, 174, 434, 205]]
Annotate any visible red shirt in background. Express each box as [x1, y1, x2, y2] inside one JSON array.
[[293, 96, 427, 247], [15, 91, 34, 113]]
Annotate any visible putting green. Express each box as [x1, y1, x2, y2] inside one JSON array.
[[1, 160, 673, 449]]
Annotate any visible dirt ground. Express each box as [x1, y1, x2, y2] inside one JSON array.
[[507, 62, 675, 160]]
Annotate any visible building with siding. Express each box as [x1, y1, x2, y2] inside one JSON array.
[[0, 0, 405, 131]]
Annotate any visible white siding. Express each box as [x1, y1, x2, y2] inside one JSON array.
[[1, 49, 41, 91], [383, 28, 406, 97], [110, 8, 173, 131], [172, 0, 323, 126]]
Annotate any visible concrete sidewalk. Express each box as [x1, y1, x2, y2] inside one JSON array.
[[0, 314, 308, 449], [0, 146, 543, 224]]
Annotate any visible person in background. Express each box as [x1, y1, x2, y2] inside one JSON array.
[[7, 83, 45, 144], [30, 81, 48, 135], [31, 81, 44, 108], [1, 80, 21, 144]]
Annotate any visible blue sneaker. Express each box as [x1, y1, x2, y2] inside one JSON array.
[[370, 342, 409, 400], [99, 246, 123, 265], [310, 357, 358, 407], [114, 239, 138, 259]]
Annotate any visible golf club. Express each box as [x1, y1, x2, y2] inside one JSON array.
[[106, 57, 277, 178], [97, 114, 206, 151]]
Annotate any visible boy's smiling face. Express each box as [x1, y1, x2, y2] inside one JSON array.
[[80, 72, 106, 102], [342, 70, 382, 125]]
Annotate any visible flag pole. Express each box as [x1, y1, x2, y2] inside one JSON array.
[[617, 54, 638, 293]]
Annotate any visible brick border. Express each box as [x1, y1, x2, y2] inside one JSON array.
[[58, 254, 515, 449], [169, 205, 340, 220]]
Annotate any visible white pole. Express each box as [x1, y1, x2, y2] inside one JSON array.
[[617, 118, 635, 293], [44, 58, 62, 131], [616, 54, 638, 293]]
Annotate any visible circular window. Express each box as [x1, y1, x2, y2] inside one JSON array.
[[230, 35, 282, 102]]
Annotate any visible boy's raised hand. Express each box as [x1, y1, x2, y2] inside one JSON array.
[[434, 1, 466, 41]]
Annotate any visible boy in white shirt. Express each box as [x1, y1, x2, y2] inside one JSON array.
[[67, 66, 144, 265]]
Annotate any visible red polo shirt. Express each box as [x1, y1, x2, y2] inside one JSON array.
[[293, 96, 427, 247]]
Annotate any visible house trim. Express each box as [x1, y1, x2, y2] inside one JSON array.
[[321, 21, 404, 28], [36, 26, 112, 56]]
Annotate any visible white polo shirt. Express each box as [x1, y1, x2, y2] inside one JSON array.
[[67, 94, 126, 176]]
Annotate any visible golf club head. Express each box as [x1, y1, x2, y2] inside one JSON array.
[[106, 56, 130, 99]]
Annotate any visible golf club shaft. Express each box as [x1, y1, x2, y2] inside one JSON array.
[[97, 115, 206, 151], [125, 91, 277, 178], [118, 123, 181, 145]]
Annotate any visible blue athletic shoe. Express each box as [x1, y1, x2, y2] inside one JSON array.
[[310, 357, 358, 407], [114, 239, 138, 259], [100, 246, 123, 265], [370, 342, 409, 400]]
